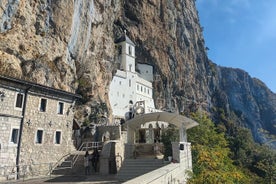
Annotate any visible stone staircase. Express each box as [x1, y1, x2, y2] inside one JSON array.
[[51, 152, 86, 176], [117, 158, 167, 182], [50, 142, 102, 176]]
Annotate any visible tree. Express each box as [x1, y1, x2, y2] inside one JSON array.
[[161, 124, 178, 159], [187, 113, 248, 183]]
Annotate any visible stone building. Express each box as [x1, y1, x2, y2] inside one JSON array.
[[109, 33, 157, 121], [109, 34, 168, 144], [0, 75, 80, 177]]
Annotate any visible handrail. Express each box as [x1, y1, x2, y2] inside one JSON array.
[[72, 142, 102, 166], [0, 142, 102, 180], [0, 142, 103, 181], [47, 153, 72, 175]]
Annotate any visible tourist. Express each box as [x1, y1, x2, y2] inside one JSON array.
[[84, 151, 90, 175], [92, 148, 100, 172]]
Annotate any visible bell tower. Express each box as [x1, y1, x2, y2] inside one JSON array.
[[115, 31, 135, 72]]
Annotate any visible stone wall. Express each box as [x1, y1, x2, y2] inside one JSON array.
[[19, 91, 75, 173], [0, 76, 79, 178], [96, 125, 121, 141], [0, 85, 23, 168]]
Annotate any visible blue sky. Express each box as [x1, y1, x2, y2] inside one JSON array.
[[196, 0, 276, 93]]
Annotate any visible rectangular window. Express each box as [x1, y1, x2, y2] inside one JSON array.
[[36, 130, 43, 144], [40, 98, 47, 112], [15, 93, 24, 108], [10, 128, 19, 144], [57, 102, 64, 114], [129, 46, 132, 56], [129, 79, 131, 87], [55, 131, 61, 144], [137, 84, 139, 91]]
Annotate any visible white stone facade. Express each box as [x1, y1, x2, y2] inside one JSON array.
[[109, 35, 160, 122]]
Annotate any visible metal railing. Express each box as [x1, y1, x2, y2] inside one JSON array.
[[0, 142, 102, 181], [71, 141, 102, 166], [48, 142, 102, 174]]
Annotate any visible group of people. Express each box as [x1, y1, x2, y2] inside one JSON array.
[[84, 149, 100, 175]]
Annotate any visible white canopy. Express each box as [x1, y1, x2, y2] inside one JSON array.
[[126, 112, 198, 129]]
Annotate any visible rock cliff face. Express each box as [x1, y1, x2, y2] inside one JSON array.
[[213, 66, 276, 146], [1, 0, 275, 147]]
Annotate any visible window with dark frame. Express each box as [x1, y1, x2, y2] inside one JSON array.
[[40, 98, 47, 112], [57, 102, 64, 114], [15, 93, 24, 108], [36, 130, 43, 144], [11, 128, 19, 144], [55, 131, 61, 144]]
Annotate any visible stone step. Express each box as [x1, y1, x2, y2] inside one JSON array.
[[117, 158, 167, 182]]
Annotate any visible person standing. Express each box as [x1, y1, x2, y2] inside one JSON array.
[[84, 151, 90, 175], [92, 148, 100, 172]]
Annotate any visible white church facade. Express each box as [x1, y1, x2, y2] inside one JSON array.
[[109, 34, 159, 120], [108, 34, 167, 143]]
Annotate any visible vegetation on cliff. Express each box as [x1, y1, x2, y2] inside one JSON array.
[[188, 113, 276, 183]]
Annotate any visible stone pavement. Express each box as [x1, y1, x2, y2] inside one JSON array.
[[1, 174, 121, 184]]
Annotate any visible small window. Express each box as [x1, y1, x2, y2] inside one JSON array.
[[11, 128, 19, 144], [36, 130, 43, 144], [137, 84, 139, 91], [129, 79, 131, 87], [148, 89, 150, 94], [15, 93, 24, 108], [144, 87, 146, 93], [141, 86, 143, 92], [55, 131, 61, 144], [57, 102, 64, 114], [40, 98, 47, 112], [119, 81, 122, 85], [129, 64, 132, 71], [129, 46, 132, 56]]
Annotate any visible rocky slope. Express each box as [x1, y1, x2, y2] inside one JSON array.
[[213, 66, 276, 146], [1, 0, 275, 147]]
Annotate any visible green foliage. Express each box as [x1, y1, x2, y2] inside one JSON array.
[[82, 118, 90, 127], [187, 113, 249, 184], [255, 147, 276, 184], [89, 102, 108, 124], [161, 124, 178, 158], [209, 107, 276, 183]]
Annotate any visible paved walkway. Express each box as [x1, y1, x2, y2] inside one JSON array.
[[1, 174, 120, 184]]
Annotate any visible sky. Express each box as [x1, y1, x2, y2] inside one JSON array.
[[196, 0, 276, 93]]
